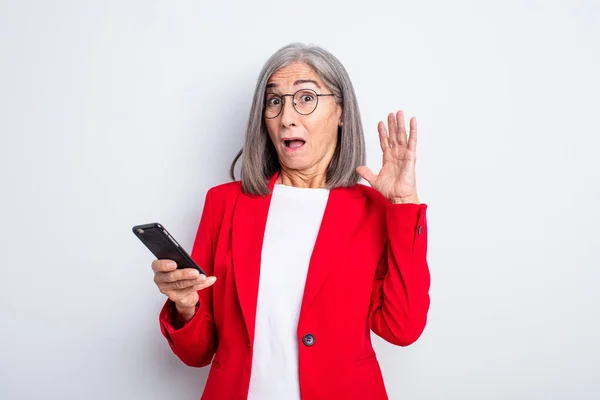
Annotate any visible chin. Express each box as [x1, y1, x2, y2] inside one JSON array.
[[279, 157, 311, 171]]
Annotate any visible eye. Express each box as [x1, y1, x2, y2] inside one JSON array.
[[267, 96, 282, 106], [298, 92, 315, 103]]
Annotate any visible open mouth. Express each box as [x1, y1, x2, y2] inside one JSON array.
[[284, 139, 306, 150]]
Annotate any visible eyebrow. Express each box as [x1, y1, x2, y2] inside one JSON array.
[[266, 79, 322, 90]]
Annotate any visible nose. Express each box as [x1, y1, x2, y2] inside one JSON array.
[[280, 95, 298, 127]]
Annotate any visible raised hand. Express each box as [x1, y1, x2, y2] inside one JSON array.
[[356, 110, 420, 204]]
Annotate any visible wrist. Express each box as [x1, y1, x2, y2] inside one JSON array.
[[390, 196, 420, 204], [175, 302, 198, 321]]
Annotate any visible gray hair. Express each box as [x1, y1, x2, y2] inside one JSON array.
[[230, 42, 366, 196]]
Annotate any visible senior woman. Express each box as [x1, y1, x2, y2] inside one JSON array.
[[151, 42, 430, 400]]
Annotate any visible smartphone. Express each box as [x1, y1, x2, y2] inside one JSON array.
[[132, 222, 206, 275]]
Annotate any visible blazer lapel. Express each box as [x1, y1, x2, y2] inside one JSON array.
[[232, 170, 279, 344], [299, 187, 365, 323], [232, 170, 366, 344]]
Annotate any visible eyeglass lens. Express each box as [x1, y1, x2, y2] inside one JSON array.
[[265, 89, 319, 118]]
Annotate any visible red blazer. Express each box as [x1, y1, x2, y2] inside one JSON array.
[[159, 170, 430, 400]]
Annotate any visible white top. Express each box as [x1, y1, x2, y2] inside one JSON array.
[[247, 183, 330, 400]]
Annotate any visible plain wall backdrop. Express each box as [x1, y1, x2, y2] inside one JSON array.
[[1, 0, 599, 399]]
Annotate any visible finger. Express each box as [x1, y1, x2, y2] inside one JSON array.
[[356, 166, 378, 186], [377, 121, 390, 152], [387, 113, 398, 147], [397, 110, 407, 146], [155, 268, 201, 284], [169, 277, 217, 302], [407, 117, 418, 152], [152, 259, 178, 273], [169, 286, 201, 303], [161, 274, 208, 291]]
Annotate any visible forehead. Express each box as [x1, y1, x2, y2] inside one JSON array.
[[266, 62, 325, 90]]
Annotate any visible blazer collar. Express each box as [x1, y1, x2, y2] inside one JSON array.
[[232, 170, 365, 344]]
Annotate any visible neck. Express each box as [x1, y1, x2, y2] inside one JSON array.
[[277, 168, 327, 188]]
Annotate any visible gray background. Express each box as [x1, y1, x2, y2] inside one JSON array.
[[1, 0, 599, 399]]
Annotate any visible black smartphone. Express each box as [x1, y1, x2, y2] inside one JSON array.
[[132, 222, 206, 275]]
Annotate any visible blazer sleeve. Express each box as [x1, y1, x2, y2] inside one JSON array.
[[368, 202, 431, 346], [158, 188, 218, 367]]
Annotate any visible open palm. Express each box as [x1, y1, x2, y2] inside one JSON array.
[[356, 110, 419, 203]]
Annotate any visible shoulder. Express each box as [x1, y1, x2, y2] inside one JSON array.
[[354, 183, 389, 207], [206, 180, 242, 200], [341, 183, 389, 221], [200, 181, 242, 221], [204, 180, 391, 207]]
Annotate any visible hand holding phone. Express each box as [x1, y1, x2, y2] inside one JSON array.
[[133, 223, 217, 314], [151, 259, 216, 311]]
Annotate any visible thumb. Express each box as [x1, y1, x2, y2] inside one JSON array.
[[356, 166, 378, 186]]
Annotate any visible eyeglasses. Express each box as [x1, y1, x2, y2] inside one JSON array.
[[264, 88, 337, 119]]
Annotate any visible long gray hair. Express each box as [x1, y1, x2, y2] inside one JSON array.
[[230, 42, 366, 196]]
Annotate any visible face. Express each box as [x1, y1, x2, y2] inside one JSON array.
[[264, 62, 343, 176]]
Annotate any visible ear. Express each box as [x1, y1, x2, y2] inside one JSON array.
[[336, 104, 343, 126]]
